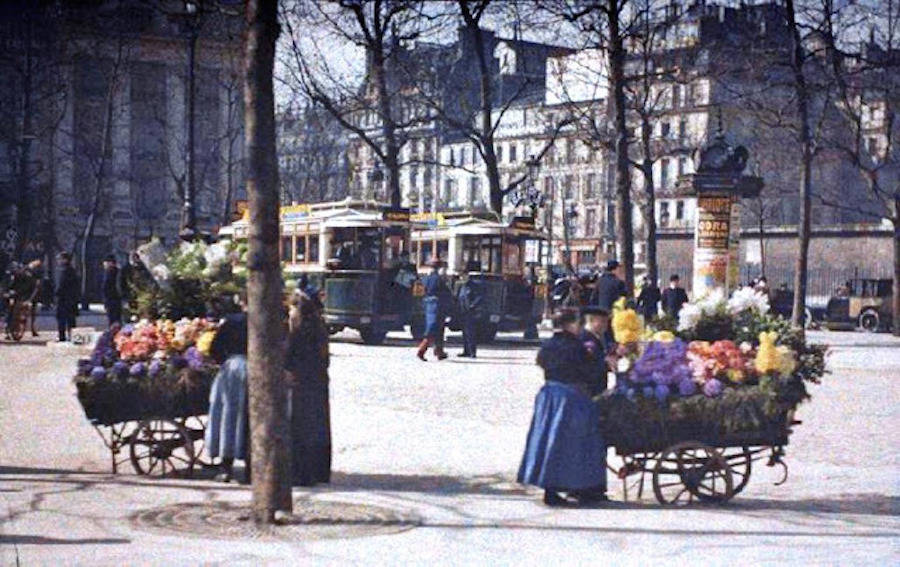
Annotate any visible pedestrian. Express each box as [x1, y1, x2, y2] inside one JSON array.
[[101, 255, 122, 326], [661, 274, 689, 318], [456, 263, 484, 358], [416, 259, 451, 361], [635, 276, 661, 322], [517, 309, 607, 507], [206, 294, 250, 483], [590, 260, 627, 311], [285, 291, 332, 486], [579, 306, 612, 397], [54, 252, 79, 342]]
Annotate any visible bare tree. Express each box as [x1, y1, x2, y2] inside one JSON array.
[[243, 0, 292, 523], [280, 0, 431, 208]]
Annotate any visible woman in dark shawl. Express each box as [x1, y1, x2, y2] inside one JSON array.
[[517, 309, 607, 506], [285, 291, 332, 486]]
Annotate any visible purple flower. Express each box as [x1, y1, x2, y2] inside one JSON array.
[[148, 359, 162, 378], [171, 356, 187, 370], [678, 379, 698, 396], [129, 362, 146, 377], [625, 388, 636, 402], [654, 384, 669, 402], [90, 366, 107, 380], [121, 324, 135, 335], [185, 346, 204, 370], [112, 361, 129, 378], [642, 386, 654, 398], [631, 339, 690, 386], [703, 378, 724, 398]]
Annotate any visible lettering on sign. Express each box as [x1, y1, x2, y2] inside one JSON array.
[[695, 196, 732, 249], [382, 207, 411, 222]]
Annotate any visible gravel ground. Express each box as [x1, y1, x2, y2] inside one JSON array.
[[0, 328, 897, 566]]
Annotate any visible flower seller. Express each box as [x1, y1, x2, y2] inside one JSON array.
[[579, 305, 613, 396], [517, 309, 608, 507]]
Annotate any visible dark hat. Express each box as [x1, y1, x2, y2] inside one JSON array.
[[104, 254, 116, 262], [605, 259, 620, 271], [581, 305, 610, 316], [669, 274, 680, 281], [551, 308, 580, 328]]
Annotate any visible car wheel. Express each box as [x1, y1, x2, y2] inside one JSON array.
[[858, 310, 880, 333]]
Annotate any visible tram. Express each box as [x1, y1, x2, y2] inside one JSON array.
[[219, 199, 415, 345], [410, 212, 548, 342]]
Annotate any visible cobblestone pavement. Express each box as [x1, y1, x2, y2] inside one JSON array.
[[0, 329, 898, 565]]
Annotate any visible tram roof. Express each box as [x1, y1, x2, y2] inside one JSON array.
[[411, 215, 547, 240], [218, 199, 410, 236]]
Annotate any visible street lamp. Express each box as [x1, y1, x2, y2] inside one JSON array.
[[179, 0, 201, 240]]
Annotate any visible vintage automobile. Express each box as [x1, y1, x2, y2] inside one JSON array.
[[824, 278, 893, 332], [220, 199, 415, 345], [410, 212, 547, 341]]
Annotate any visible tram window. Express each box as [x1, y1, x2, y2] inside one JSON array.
[[309, 235, 319, 263], [503, 237, 522, 274], [479, 236, 502, 274], [436, 240, 448, 264], [281, 236, 293, 263], [296, 236, 306, 262], [421, 241, 434, 265]]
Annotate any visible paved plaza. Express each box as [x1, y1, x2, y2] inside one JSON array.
[[0, 328, 898, 565]]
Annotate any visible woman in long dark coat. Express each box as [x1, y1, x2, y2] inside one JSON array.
[[285, 292, 332, 486], [517, 309, 607, 506]]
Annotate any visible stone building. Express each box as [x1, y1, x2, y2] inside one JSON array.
[[0, 1, 244, 299], [277, 104, 350, 204]]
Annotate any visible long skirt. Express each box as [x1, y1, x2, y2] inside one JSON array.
[[517, 381, 606, 491], [205, 355, 248, 460], [290, 377, 332, 486], [423, 296, 445, 340]]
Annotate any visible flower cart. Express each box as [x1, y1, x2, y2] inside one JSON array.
[[74, 318, 219, 477], [598, 289, 827, 505]]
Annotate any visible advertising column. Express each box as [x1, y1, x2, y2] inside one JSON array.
[[692, 194, 739, 298]]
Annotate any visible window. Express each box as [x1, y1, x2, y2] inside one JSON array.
[[566, 139, 575, 163], [281, 236, 293, 263], [309, 235, 319, 263], [659, 201, 670, 226], [676, 200, 685, 220], [510, 144, 518, 163], [449, 148, 455, 166], [296, 236, 307, 262], [678, 157, 688, 176], [564, 175, 574, 199], [585, 208, 597, 236], [679, 119, 687, 141], [661, 122, 671, 138], [496, 144, 503, 163], [471, 146, 477, 164], [660, 158, 670, 188], [672, 85, 680, 108], [469, 176, 480, 205], [585, 173, 596, 199], [867, 137, 878, 154]]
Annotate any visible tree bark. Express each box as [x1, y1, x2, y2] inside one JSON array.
[[640, 117, 657, 286], [607, 1, 636, 294], [372, 45, 401, 208], [243, 0, 291, 523], [786, 0, 812, 331], [894, 213, 899, 336]]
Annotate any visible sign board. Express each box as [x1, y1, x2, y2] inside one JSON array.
[[411, 212, 446, 227], [382, 207, 411, 222], [280, 204, 311, 222], [692, 194, 739, 297], [524, 239, 541, 263], [510, 216, 536, 230]]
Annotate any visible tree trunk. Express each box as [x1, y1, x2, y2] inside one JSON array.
[[640, 115, 657, 285], [894, 214, 899, 336], [243, 0, 291, 523], [758, 208, 767, 279], [786, 0, 812, 331], [372, 48, 401, 208], [608, 2, 635, 294]]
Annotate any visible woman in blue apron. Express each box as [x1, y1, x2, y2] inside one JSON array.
[[517, 309, 607, 506]]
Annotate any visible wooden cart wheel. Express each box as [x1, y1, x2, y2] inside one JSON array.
[[180, 416, 210, 467], [129, 419, 195, 478], [653, 442, 734, 505], [723, 446, 753, 495]]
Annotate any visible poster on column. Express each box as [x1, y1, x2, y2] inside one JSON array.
[[727, 195, 741, 291], [693, 195, 733, 298]]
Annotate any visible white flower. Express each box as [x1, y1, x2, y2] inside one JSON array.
[[678, 303, 702, 331], [151, 264, 170, 281], [696, 289, 726, 314], [616, 357, 632, 373], [204, 242, 229, 268], [727, 287, 770, 315], [739, 341, 753, 354]]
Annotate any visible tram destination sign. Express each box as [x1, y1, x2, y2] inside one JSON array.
[[382, 207, 411, 222], [510, 216, 536, 230]]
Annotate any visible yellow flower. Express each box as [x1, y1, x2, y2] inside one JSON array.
[[612, 308, 643, 344], [776, 345, 797, 376], [726, 368, 745, 384], [754, 331, 780, 375], [196, 330, 217, 357], [651, 330, 675, 343], [613, 296, 627, 312]]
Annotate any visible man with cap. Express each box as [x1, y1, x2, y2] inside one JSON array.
[[55, 252, 79, 341], [456, 260, 484, 358], [662, 274, 689, 318], [636, 275, 661, 322], [579, 305, 613, 397], [590, 260, 627, 311], [102, 254, 122, 326], [416, 258, 452, 361]]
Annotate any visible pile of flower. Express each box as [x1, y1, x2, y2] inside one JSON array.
[[599, 286, 827, 442], [77, 318, 218, 384]]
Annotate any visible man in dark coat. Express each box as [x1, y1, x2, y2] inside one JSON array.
[[101, 255, 122, 326], [579, 305, 612, 397], [590, 260, 627, 311], [456, 267, 484, 358], [662, 274, 689, 318], [636, 276, 661, 322], [54, 252, 79, 342]]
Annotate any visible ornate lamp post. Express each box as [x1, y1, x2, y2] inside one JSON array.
[[676, 117, 763, 297], [179, 0, 201, 239]]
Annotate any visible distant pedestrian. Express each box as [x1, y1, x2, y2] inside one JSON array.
[[54, 252, 79, 342], [590, 260, 627, 311], [635, 276, 661, 322], [416, 259, 451, 361], [662, 274, 689, 318], [102, 255, 122, 326], [456, 266, 484, 358]]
